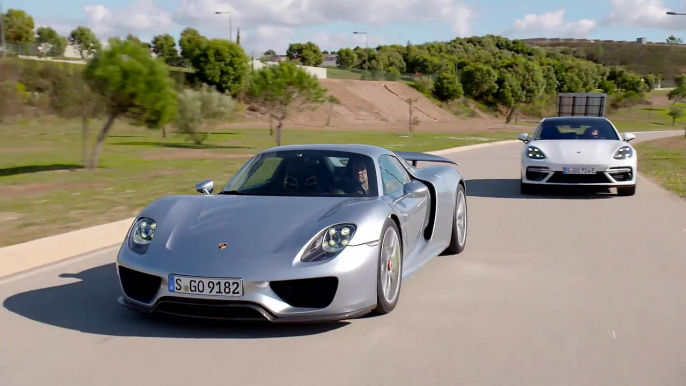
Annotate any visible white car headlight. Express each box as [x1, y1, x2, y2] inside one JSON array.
[[613, 146, 633, 160], [301, 224, 356, 262], [128, 217, 156, 254], [527, 146, 546, 159]]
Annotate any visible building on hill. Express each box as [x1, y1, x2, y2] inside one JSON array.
[[321, 54, 339, 67]]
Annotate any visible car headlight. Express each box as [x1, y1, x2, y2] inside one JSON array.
[[128, 217, 156, 254], [613, 146, 633, 160], [527, 146, 546, 159], [301, 224, 356, 262]]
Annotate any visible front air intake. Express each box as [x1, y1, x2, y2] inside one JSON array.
[[270, 277, 338, 308]]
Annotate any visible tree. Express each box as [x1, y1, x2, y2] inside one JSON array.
[[82, 39, 178, 170], [460, 63, 498, 100], [190, 38, 250, 95], [336, 48, 359, 68], [668, 106, 683, 126], [125, 34, 150, 50], [667, 35, 683, 45], [406, 98, 420, 133], [3, 9, 35, 43], [245, 61, 327, 145], [68, 26, 101, 58], [152, 34, 181, 66], [36, 26, 67, 56], [668, 74, 686, 104], [433, 72, 463, 101], [236, 27, 240, 46], [287, 42, 324, 66], [263, 49, 276, 56], [326, 95, 340, 126], [179, 27, 206, 66], [174, 84, 235, 144]]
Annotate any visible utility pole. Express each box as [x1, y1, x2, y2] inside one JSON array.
[[0, 0, 7, 58], [353, 31, 368, 78], [215, 11, 232, 42]]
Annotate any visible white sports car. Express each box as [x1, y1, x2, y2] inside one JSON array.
[[517, 116, 637, 196]]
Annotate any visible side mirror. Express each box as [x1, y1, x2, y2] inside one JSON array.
[[517, 133, 529, 143], [403, 180, 429, 198], [622, 132, 636, 142], [195, 179, 214, 195]]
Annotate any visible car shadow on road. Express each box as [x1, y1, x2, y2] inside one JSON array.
[[2, 263, 349, 339], [465, 178, 615, 199]]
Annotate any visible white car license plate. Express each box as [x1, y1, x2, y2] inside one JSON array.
[[168, 275, 243, 297], [563, 167, 596, 174]]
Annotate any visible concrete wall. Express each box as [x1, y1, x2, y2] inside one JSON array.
[[250, 59, 327, 79]]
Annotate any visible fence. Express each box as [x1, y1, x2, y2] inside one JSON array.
[[1, 42, 89, 60]]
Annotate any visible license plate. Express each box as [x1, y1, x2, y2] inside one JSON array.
[[563, 167, 596, 174], [168, 275, 243, 297]]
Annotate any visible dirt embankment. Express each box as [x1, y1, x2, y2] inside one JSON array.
[[238, 78, 517, 132], [291, 79, 463, 125]]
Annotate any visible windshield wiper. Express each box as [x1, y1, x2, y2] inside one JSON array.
[[217, 190, 247, 195]]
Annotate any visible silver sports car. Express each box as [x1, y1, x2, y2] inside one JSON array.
[[116, 144, 468, 322]]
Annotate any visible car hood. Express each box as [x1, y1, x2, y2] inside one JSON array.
[[129, 194, 385, 274], [529, 140, 628, 164]]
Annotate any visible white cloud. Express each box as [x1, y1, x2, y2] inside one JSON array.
[[307, 33, 389, 51], [84, 0, 172, 39], [34, 17, 80, 37], [509, 8, 596, 38], [602, 0, 686, 29], [173, 0, 476, 36], [239, 26, 295, 56]]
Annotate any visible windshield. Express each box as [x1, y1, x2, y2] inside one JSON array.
[[221, 150, 379, 197], [534, 118, 619, 140]]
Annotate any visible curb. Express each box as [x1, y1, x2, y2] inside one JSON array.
[[428, 140, 520, 156], [0, 218, 135, 278], [0, 139, 519, 278]]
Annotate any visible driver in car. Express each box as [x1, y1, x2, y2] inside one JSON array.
[[332, 158, 370, 195]]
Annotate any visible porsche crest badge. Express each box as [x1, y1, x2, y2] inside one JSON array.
[[218, 243, 227, 250]]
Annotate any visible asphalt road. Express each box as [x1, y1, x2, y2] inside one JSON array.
[[2, 130, 686, 386]]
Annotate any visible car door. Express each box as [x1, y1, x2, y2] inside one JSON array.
[[378, 155, 429, 253]]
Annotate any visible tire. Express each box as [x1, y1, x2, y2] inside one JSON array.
[[446, 183, 468, 254], [617, 185, 636, 196], [373, 218, 403, 315]]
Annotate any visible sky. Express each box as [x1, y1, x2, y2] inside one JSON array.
[[6, 0, 686, 56]]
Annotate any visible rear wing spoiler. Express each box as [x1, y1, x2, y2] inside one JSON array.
[[395, 151, 458, 167]]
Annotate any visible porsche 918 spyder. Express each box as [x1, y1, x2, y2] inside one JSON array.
[[116, 144, 467, 322]]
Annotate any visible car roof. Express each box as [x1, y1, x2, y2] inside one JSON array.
[[259, 143, 396, 158], [541, 116, 610, 122]]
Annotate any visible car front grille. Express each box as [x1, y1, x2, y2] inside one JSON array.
[[118, 266, 161, 304], [546, 172, 611, 184], [270, 277, 338, 309], [153, 297, 272, 321]]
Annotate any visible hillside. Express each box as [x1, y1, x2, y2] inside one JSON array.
[[523, 39, 686, 85], [240, 78, 509, 132]]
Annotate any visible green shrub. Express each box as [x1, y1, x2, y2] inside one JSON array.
[[174, 83, 236, 144], [433, 72, 464, 101]]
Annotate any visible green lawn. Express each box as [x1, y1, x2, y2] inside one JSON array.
[[607, 99, 686, 131], [635, 135, 686, 198], [0, 118, 515, 247]]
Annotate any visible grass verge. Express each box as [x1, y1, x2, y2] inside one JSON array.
[[634, 134, 686, 198], [0, 118, 515, 247]]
